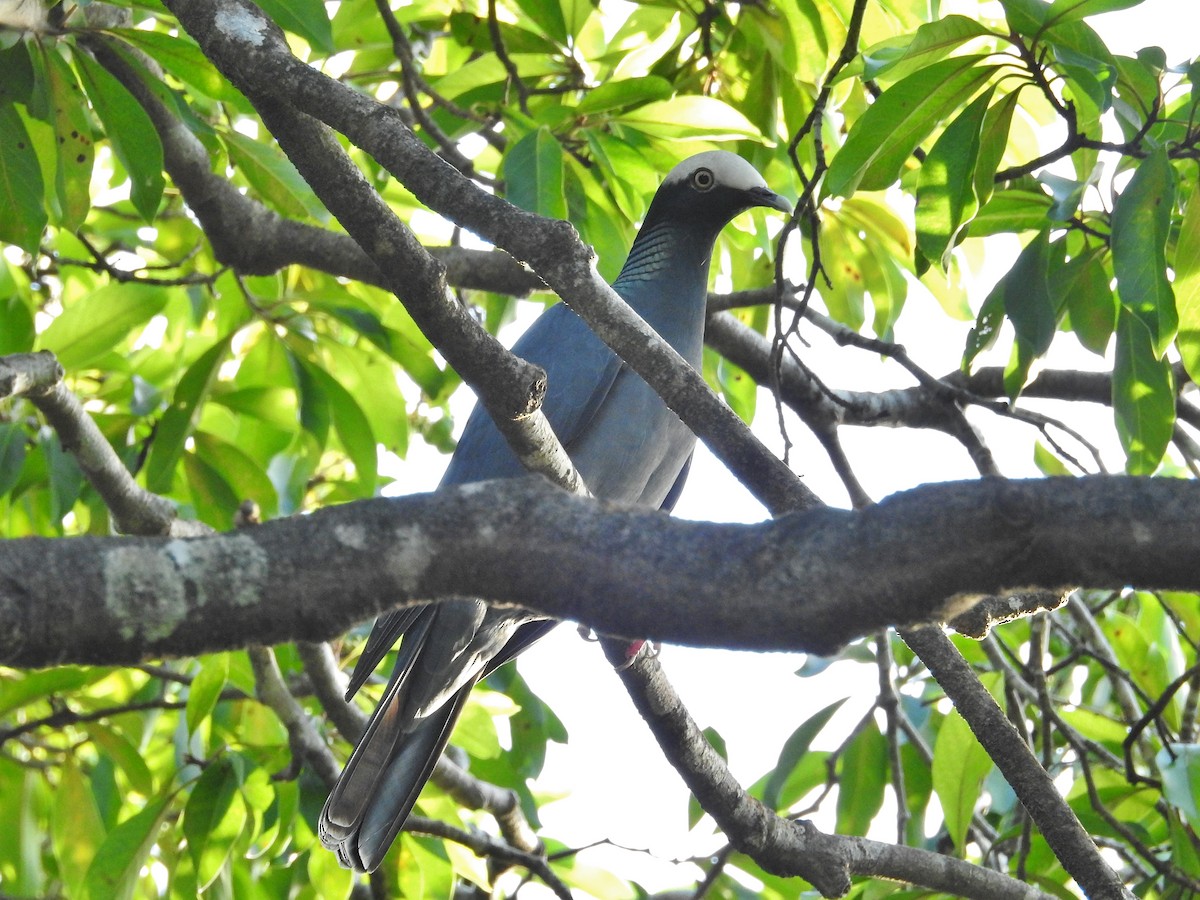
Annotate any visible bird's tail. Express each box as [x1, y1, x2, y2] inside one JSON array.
[[319, 677, 474, 872]]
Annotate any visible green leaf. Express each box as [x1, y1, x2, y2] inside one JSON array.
[[0, 666, 107, 717], [559, 0, 592, 41], [1113, 308, 1174, 475], [302, 364, 378, 494], [1045, 0, 1142, 29], [972, 90, 1022, 211], [576, 75, 672, 116], [0, 40, 35, 106], [183, 757, 248, 891], [145, 336, 233, 494], [1112, 147, 1177, 357], [183, 449, 241, 530], [74, 50, 164, 222], [505, 127, 568, 220], [53, 757, 107, 900], [1156, 744, 1200, 820], [256, 0, 334, 54], [719, 356, 757, 422], [1033, 440, 1072, 476], [967, 186, 1054, 237], [1174, 187, 1200, 381], [836, 725, 888, 836], [0, 288, 35, 354], [186, 653, 230, 735], [511, 0, 568, 45], [110, 29, 237, 102], [211, 386, 298, 432], [1055, 43, 1117, 113], [760, 698, 847, 811], [618, 96, 762, 141], [0, 102, 47, 252], [826, 56, 997, 196], [1055, 247, 1115, 355], [84, 790, 172, 900], [932, 710, 993, 853], [0, 423, 27, 497], [225, 130, 323, 220], [38, 282, 168, 371], [859, 15, 996, 82], [1005, 229, 1057, 357], [86, 723, 155, 797], [192, 431, 279, 517], [915, 87, 994, 266], [999, 0, 1049, 36], [307, 843, 355, 900], [41, 46, 94, 231]]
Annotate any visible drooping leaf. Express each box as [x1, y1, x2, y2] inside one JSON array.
[[1112, 148, 1176, 357], [52, 757, 106, 900], [225, 130, 324, 220], [932, 710, 994, 853], [1161, 744, 1200, 830], [185, 653, 230, 735], [760, 698, 847, 811], [0, 423, 27, 497], [1174, 187, 1200, 381], [916, 87, 994, 266], [301, 363, 379, 494], [1055, 247, 1115, 355], [73, 49, 164, 223], [0, 102, 47, 252], [836, 725, 888, 837], [86, 723, 155, 797], [40, 46, 94, 230], [1112, 308, 1174, 475], [505, 127, 568, 220], [110, 28, 238, 102], [183, 756, 248, 891], [84, 790, 172, 900], [145, 335, 234, 494]]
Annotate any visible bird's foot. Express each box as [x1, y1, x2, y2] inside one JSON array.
[[613, 639, 658, 670]]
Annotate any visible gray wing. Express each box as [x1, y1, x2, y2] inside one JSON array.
[[441, 301, 625, 486]]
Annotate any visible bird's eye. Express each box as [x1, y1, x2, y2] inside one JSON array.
[[691, 168, 715, 191]]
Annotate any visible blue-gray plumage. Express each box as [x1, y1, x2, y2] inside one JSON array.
[[319, 151, 790, 872]]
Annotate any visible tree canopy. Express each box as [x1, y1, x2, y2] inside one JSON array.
[[2, 0, 1200, 897]]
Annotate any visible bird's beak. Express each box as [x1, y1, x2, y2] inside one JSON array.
[[751, 186, 793, 215]]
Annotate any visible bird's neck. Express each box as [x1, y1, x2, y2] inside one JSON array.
[[612, 220, 719, 362]]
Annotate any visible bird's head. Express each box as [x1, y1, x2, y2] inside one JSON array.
[[646, 151, 792, 235]]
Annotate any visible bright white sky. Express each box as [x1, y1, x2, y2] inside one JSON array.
[[387, 4, 1200, 894]]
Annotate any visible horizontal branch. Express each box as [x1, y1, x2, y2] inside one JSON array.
[[1, 476, 1196, 668]]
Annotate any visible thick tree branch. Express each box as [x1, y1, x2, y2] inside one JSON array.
[[1, 476, 1197, 668]]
